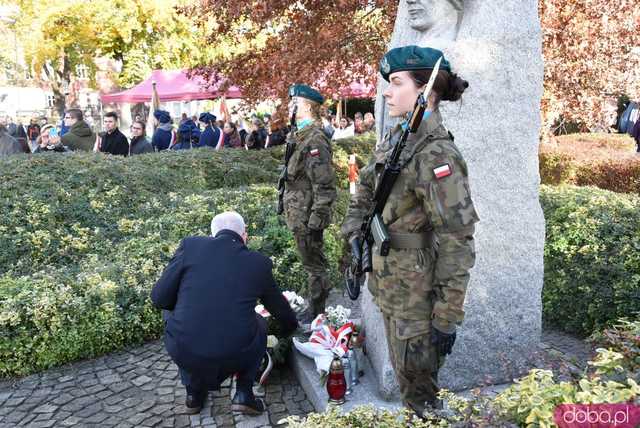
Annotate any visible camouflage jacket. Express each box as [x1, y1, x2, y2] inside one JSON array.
[[283, 124, 337, 233], [341, 110, 479, 334]]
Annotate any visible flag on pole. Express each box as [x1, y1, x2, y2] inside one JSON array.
[[146, 81, 160, 138], [219, 96, 231, 123]]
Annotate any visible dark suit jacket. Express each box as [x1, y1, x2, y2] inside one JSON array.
[[151, 231, 298, 369]]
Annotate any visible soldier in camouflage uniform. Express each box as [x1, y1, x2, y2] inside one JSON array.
[[342, 46, 479, 416], [283, 84, 337, 319]]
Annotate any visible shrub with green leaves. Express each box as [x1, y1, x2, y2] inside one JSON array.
[[0, 148, 351, 377], [541, 185, 640, 336]]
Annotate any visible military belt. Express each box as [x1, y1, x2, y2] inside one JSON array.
[[389, 231, 433, 249]]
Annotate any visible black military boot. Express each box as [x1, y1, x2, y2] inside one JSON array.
[[231, 389, 266, 415]]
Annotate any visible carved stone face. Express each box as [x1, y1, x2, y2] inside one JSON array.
[[406, 0, 458, 32]]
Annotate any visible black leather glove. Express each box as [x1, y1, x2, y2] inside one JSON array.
[[309, 228, 323, 242], [431, 327, 457, 356]]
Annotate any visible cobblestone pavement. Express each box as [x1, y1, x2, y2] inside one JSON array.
[[0, 341, 313, 428]]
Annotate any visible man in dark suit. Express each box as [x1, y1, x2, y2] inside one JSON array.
[[151, 212, 299, 414]]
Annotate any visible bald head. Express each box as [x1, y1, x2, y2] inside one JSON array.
[[211, 211, 247, 242]]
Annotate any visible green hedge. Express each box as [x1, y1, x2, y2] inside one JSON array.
[[541, 185, 640, 336], [0, 148, 351, 377], [3, 137, 640, 376]]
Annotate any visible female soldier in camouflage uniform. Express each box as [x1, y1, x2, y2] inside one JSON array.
[[283, 85, 337, 320], [342, 46, 479, 416]]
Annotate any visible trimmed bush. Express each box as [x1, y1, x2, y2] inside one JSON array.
[[539, 133, 640, 194], [0, 147, 353, 377], [541, 185, 640, 336]]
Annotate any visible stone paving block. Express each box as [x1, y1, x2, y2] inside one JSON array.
[[129, 412, 150, 425], [25, 420, 56, 428], [60, 416, 80, 427], [108, 382, 130, 393], [33, 412, 54, 421], [131, 375, 153, 386], [175, 414, 191, 428], [136, 399, 157, 413], [141, 415, 162, 427], [33, 404, 58, 413], [75, 402, 103, 418], [150, 403, 173, 415], [84, 412, 109, 424]]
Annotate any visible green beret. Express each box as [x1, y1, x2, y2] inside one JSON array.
[[379, 45, 452, 82], [288, 84, 324, 104]]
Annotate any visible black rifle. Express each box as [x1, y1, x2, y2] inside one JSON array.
[[277, 105, 297, 215], [345, 93, 429, 300]]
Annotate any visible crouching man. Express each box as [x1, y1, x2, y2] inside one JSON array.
[[151, 211, 299, 414]]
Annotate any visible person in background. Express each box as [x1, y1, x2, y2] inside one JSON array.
[[266, 117, 287, 148], [198, 113, 223, 149], [180, 113, 188, 125], [129, 120, 153, 155], [151, 212, 298, 415], [363, 112, 376, 133], [245, 118, 267, 150], [33, 124, 67, 153], [238, 120, 248, 146], [331, 117, 355, 140], [0, 117, 28, 156], [354, 112, 364, 134], [320, 108, 334, 139], [6, 117, 17, 137], [27, 118, 41, 152], [222, 122, 242, 148], [191, 115, 200, 129], [173, 118, 201, 150], [57, 109, 95, 151], [98, 112, 129, 156], [152, 110, 176, 151]]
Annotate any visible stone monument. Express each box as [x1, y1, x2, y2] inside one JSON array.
[[367, 0, 545, 397]]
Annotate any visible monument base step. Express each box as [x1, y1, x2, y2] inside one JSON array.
[[291, 347, 403, 413], [291, 346, 512, 414]]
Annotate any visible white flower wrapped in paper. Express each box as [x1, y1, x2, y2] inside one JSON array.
[[293, 313, 355, 374], [255, 290, 306, 317]]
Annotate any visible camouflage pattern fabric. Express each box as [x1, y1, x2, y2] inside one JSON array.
[[283, 123, 337, 313], [383, 315, 444, 414], [341, 109, 479, 333]]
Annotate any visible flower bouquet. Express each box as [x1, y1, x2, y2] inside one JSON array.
[[254, 290, 305, 372], [293, 305, 357, 374]]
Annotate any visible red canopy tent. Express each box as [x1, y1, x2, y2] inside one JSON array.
[[100, 69, 243, 104]]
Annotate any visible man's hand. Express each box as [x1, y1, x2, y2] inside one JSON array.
[[431, 327, 457, 356], [309, 228, 323, 242]]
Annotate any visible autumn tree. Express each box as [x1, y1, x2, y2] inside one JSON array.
[[12, 0, 205, 115], [539, 0, 640, 134], [186, 1, 396, 109]]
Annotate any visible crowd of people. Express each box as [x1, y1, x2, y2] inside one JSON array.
[[0, 107, 376, 158]]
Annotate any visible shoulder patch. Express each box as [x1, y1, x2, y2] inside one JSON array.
[[433, 163, 452, 179]]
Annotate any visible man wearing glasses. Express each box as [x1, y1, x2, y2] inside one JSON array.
[[129, 120, 153, 155]]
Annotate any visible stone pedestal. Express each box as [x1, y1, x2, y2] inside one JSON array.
[[368, 0, 545, 394]]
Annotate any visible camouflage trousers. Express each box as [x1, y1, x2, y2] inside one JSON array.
[[383, 315, 445, 416], [293, 231, 331, 315]]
